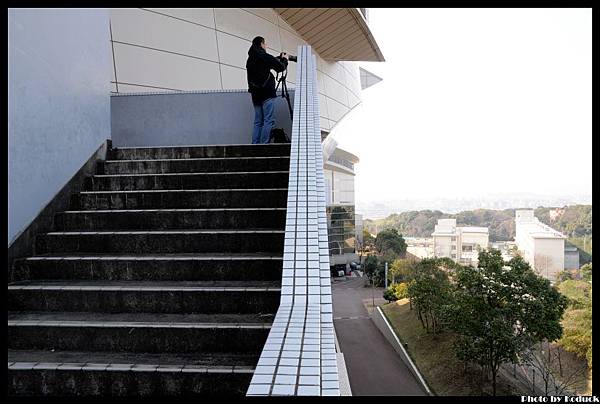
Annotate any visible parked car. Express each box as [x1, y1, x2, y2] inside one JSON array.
[[330, 264, 347, 277], [349, 261, 361, 271]]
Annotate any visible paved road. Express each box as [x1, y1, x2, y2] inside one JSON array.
[[332, 276, 426, 396]]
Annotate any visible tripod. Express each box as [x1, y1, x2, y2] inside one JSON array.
[[276, 69, 293, 121]]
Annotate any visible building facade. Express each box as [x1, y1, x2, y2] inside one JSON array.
[[514, 209, 566, 280], [432, 218, 489, 266], [489, 240, 518, 262], [324, 148, 360, 266], [564, 245, 580, 270], [406, 237, 434, 259], [108, 8, 381, 133]]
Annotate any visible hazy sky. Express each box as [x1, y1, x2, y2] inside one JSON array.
[[330, 8, 592, 205]]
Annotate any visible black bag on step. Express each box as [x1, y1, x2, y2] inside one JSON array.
[[269, 128, 290, 143]]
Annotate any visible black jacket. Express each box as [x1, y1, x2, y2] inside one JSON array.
[[246, 45, 288, 105]]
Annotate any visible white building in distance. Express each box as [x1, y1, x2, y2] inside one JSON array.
[[406, 237, 434, 259], [514, 209, 566, 280], [432, 219, 489, 266]]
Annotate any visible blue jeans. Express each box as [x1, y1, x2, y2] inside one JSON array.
[[251, 98, 275, 144]]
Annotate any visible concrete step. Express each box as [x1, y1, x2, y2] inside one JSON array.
[[8, 312, 272, 354], [54, 208, 286, 231], [86, 171, 289, 191], [108, 144, 291, 160], [8, 349, 257, 396], [34, 230, 285, 254], [7, 281, 281, 314], [73, 188, 288, 210], [11, 253, 283, 282], [100, 156, 291, 175]]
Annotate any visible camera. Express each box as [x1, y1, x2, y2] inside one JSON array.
[[279, 52, 297, 62]]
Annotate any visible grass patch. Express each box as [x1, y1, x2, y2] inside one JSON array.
[[381, 299, 520, 396]]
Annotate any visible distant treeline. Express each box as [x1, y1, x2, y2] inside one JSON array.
[[364, 205, 592, 255]]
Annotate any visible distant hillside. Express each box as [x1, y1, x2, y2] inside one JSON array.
[[364, 208, 516, 241], [363, 205, 592, 260]]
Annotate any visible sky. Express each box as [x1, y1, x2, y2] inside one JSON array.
[[329, 8, 592, 205]]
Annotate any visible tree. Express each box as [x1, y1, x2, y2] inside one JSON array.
[[374, 228, 407, 261], [389, 258, 415, 284], [446, 250, 568, 396], [523, 341, 589, 395], [363, 229, 375, 250], [555, 278, 592, 369], [509, 244, 520, 257], [435, 256, 462, 272], [363, 255, 382, 286], [557, 271, 574, 282], [580, 263, 592, 282], [358, 230, 376, 264], [406, 258, 453, 336]]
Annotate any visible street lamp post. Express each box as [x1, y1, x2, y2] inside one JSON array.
[[371, 274, 375, 310], [384, 261, 388, 289]]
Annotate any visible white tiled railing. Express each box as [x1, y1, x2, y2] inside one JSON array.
[[246, 46, 340, 396]]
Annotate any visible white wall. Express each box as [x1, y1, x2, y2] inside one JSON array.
[[460, 232, 489, 249], [532, 238, 565, 280], [434, 235, 455, 259], [9, 9, 111, 244], [324, 169, 355, 205], [109, 8, 362, 132]]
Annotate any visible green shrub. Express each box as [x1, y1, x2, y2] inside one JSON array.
[[383, 288, 398, 302], [383, 282, 409, 302]]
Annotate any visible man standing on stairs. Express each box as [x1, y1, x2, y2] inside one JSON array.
[[246, 36, 288, 144]]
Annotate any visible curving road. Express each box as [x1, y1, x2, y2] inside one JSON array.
[[332, 276, 426, 396]]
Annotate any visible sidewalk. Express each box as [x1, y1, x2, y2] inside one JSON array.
[[332, 276, 426, 395]]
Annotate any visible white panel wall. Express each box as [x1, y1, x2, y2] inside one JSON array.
[[460, 232, 489, 251], [111, 8, 218, 61], [145, 8, 215, 28], [109, 8, 362, 131], [329, 171, 355, 205], [112, 42, 221, 91], [216, 31, 252, 69], [214, 8, 281, 49], [220, 64, 247, 90]]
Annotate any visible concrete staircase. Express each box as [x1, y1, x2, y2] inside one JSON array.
[[8, 143, 290, 396]]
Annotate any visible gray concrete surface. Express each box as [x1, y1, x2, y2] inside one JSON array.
[[8, 9, 111, 243], [111, 90, 295, 148], [332, 276, 426, 396], [371, 306, 433, 395]]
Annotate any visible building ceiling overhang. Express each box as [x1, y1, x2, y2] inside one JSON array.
[[274, 8, 385, 62]]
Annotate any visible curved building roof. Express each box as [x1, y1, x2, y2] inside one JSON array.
[[274, 8, 385, 62]]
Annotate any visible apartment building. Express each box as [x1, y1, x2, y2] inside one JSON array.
[[432, 218, 489, 266], [514, 209, 566, 280]]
